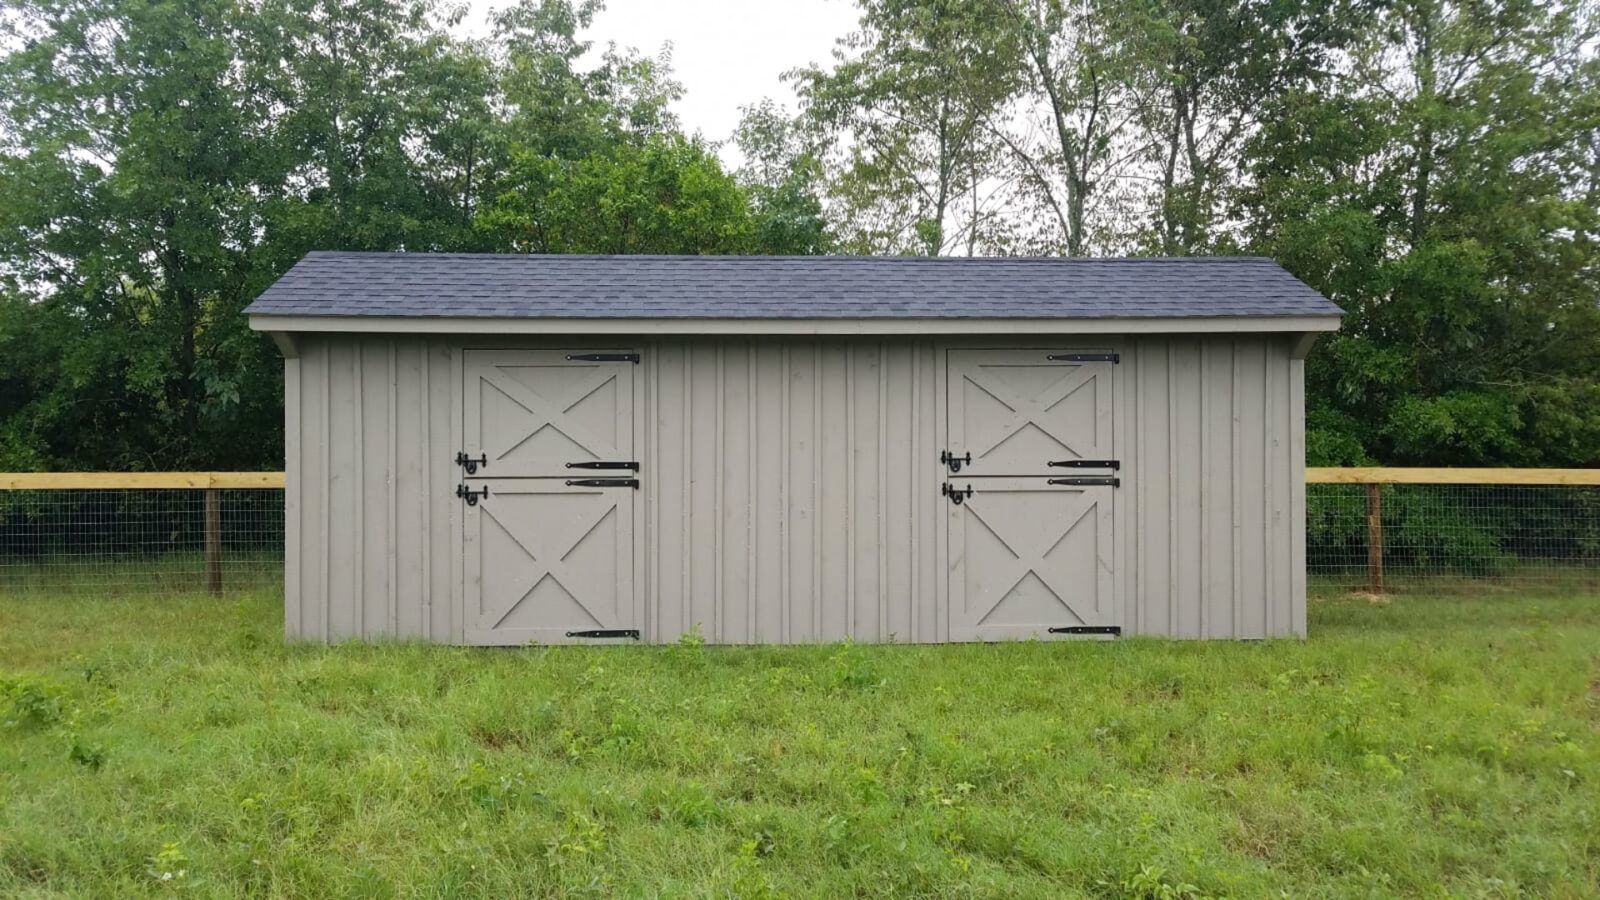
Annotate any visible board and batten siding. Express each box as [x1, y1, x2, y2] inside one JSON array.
[[283, 333, 1304, 643]]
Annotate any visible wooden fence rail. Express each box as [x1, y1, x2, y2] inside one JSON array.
[[5, 469, 1596, 491], [0, 472, 284, 490], [1305, 467, 1600, 485], [2, 470, 1596, 597]]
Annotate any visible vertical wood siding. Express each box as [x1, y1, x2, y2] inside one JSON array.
[[283, 333, 1305, 643]]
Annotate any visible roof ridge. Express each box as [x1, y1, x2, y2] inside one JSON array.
[[301, 251, 1279, 263]]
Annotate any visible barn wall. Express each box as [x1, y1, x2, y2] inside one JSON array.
[[283, 332, 1304, 643], [646, 339, 943, 643], [285, 336, 458, 642], [1123, 335, 1304, 638]]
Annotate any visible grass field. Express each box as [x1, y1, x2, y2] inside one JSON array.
[[1, 592, 1597, 897]]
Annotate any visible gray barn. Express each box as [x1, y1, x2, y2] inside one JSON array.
[[247, 253, 1341, 644]]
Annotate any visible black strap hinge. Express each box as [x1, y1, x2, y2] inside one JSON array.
[[1048, 476, 1120, 487], [1047, 625, 1121, 636], [566, 353, 640, 364], [1047, 353, 1119, 363], [566, 461, 641, 471], [566, 629, 640, 639], [565, 478, 640, 489], [1048, 459, 1120, 470]]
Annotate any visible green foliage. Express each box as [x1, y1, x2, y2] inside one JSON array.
[[0, 0, 821, 471], [791, 0, 1600, 467], [790, 0, 1023, 254], [0, 673, 75, 730], [475, 134, 766, 254], [2, 0, 1596, 471], [734, 99, 834, 255], [2, 589, 1599, 893], [1240, 0, 1600, 466]]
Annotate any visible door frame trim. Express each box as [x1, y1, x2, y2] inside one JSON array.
[[452, 343, 646, 645], [937, 343, 1127, 639]]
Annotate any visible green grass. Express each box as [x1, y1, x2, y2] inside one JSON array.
[[2, 592, 1598, 897]]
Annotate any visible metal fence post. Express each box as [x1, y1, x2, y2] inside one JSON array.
[[204, 488, 223, 595], [1366, 481, 1384, 593]]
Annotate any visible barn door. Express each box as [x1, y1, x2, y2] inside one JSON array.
[[459, 349, 639, 645], [946, 349, 1113, 476], [462, 479, 636, 645], [462, 349, 635, 477], [944, 349, 1120, 640], [946, 478, 1116, 640]]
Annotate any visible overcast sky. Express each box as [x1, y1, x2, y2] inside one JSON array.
[[464, 0, 861, 160]]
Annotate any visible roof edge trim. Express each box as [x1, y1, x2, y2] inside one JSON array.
[[249, 314, 1342, 337]]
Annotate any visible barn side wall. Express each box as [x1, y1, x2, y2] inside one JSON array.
[[283, 333, 1304, 643], [1123, 336, 1305, 639]]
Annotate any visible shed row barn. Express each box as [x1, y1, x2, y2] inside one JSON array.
[[247, 253, 1343, 644]]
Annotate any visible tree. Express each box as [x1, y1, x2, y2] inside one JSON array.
[[988, 0, 1145, 255], [246, 0, 499, 255], [792, 0, 1022, 255], [475, 134, 763, 255], [0, 0, 280, 469], [733, 100, 834, 255], [1242, 0, 1600, 465], [1120, 0, 1357, 254], [491, 0, 682, 161]]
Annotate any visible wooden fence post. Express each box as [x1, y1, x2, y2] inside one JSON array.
[[204, 488, 223, 595], [1366, 482, 1384, 593]]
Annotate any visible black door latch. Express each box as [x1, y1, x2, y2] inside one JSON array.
[[454, 451, 487, 475], [566, 461, 641, 471], [940, 450, 972, 473], [456, 483, 489, 506], [942, 482, 973, 505], [566, 629, 640, 639], [565, 478, 640, 489], [566, 353, 640, 364]]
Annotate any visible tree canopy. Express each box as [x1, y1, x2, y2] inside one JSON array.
[[787, 0, 1600, 466], [0, 0, 1595, 470], [0, 0, 828, 470]]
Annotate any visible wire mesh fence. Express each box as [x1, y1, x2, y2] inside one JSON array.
[[1307, 481, 1600, 595], [0, 486, 283, 597], [1, 472, 1598, 599]]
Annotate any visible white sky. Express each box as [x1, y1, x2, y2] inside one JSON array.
[[464, 0, 861, 161]]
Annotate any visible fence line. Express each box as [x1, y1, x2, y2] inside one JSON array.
[[1306, 467, 1600, 485], [1302, 470, 1600, 592], [1, 474, 283, 597], [9, 469, 1595, 490], [2, 470, 1597, 597], [1, 472, 284, 490]]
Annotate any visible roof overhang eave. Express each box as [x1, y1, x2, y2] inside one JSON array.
[[251, 313, 1342, 340]]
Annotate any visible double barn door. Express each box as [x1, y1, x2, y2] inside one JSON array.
[[458, 350, 640, 645], [943, 350, 1120, 640], [454, 345, 1117, 644]]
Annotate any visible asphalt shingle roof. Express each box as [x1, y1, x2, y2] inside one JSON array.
[[245, 252, 1342, 320]]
